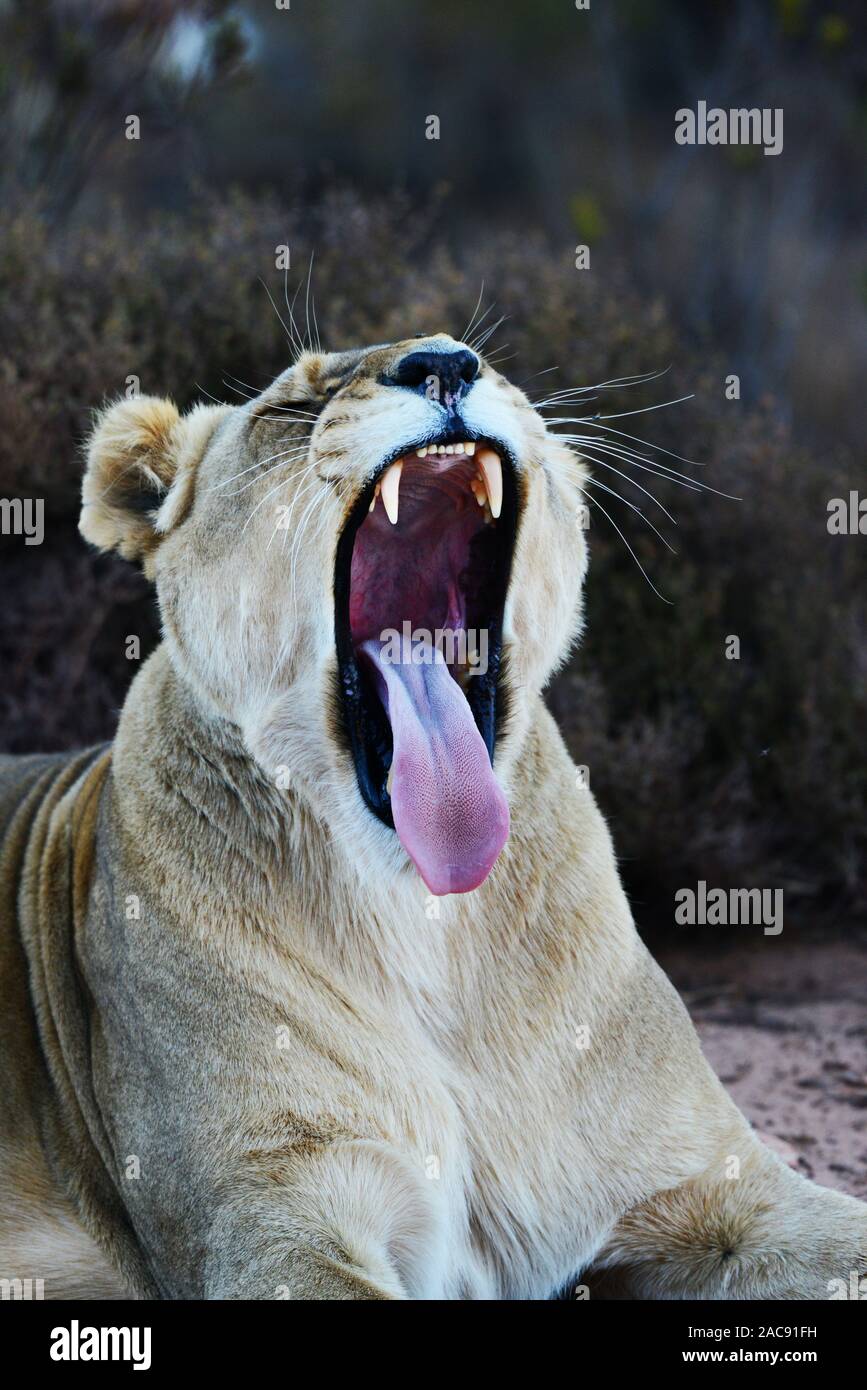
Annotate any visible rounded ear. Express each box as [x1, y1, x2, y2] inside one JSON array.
[[79, 396, 228, 569]]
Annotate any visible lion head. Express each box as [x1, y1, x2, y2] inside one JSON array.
[[81, 333, 588, 895]]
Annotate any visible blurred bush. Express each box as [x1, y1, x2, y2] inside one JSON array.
[[5, 0, 867, 455], [0, 189, 863, 925]]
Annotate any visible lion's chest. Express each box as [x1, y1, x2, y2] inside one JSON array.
[[444, 1054, 630, 1299], [221, 909, 660, 1299], [331, 1002, 637, 1300]]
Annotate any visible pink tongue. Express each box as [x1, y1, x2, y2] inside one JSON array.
[[361, 639, 509, 895]]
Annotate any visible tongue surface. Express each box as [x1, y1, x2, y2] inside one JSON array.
[[361, 638, 509, 895]]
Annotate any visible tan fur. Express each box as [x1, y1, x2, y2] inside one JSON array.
[[1, 334, 865, 1300]]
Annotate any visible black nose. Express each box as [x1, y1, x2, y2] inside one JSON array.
[[386, 348, 480, 401]]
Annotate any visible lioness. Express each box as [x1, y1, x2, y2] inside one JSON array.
[[1, 335, 864, 1300]]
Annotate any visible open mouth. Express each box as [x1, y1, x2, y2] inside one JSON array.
[[334, 436, 519, 895]]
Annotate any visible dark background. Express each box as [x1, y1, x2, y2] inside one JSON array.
[[1, 0, 865, 934]]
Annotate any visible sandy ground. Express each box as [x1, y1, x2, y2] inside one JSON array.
[[655, 935, 867, 1200]]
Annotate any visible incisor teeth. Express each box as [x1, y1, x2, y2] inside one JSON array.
[[464, 441, 476, 455], [381, 459, 402, 525], [470, 477, 486, 507], [476, 448, 502, 519], [417, 446, 428, 457]]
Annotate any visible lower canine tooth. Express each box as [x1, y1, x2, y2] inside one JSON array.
[[476, 448, 503, 519], [381, 460, 402, 525]]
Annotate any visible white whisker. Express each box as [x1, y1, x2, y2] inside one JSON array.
[[466, 299, 497, 349], [461, 281, 486, 342], [574, 417, 707, 468], [472, 313, 508, 353], [556, 428, 738, 499], [569, 444, 678, 521], [581, 491, 672, 605], [594, 393, 694, 421], [283, 263, 306, 357], [583, 476, 677, 555], [213, 444, 311, 495], [533, 366, 673, 407], [241, 461, 313, 533], [193, 382, 228, 408]]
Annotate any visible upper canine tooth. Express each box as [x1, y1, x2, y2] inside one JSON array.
[[476, 448, 502, 519], [381, 460, 403, 525]]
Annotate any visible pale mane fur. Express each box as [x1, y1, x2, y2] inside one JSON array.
[[0, 333, 864, 1300]]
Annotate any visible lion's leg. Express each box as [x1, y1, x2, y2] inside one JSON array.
[[0, 1206, 130, 1300], [0, 1152, 130, 1300], [200, 1139, 447, 1301], [206, 1241, 405, 1300], [589, 1127, 867, 1300]]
